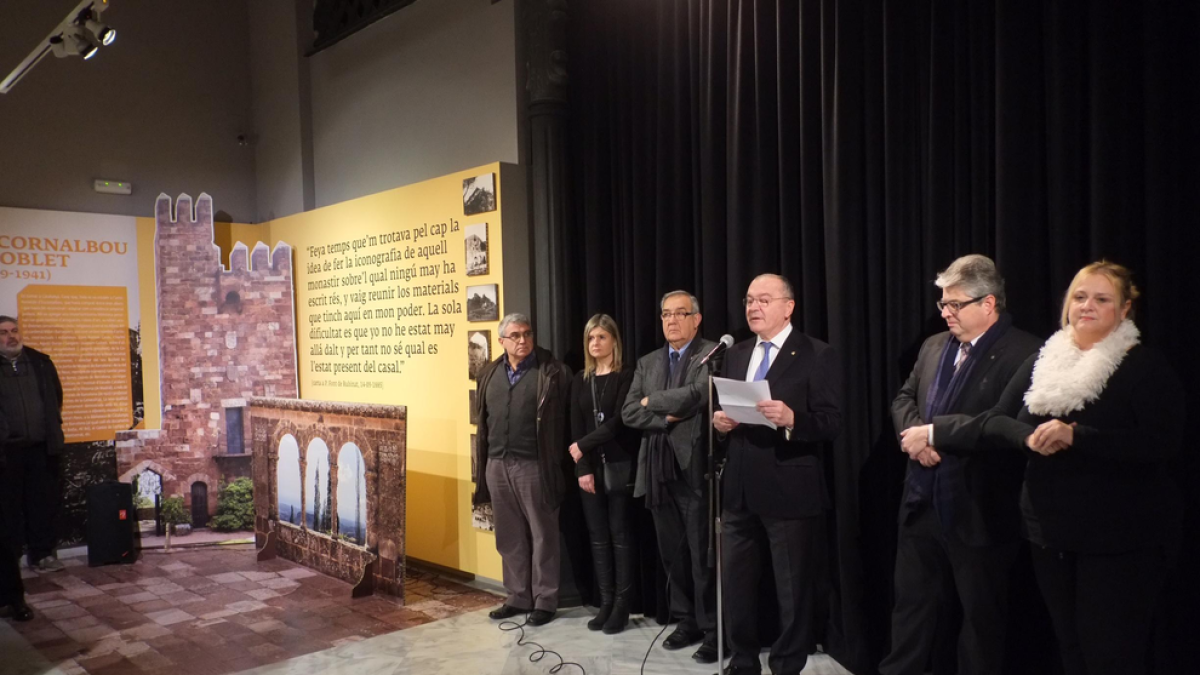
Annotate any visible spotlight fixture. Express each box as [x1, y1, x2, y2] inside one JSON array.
[[56, 26, 100, 61], [85, 18, 116, 46], [0, 0, 117, 94]]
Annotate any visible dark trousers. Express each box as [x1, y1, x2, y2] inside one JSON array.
[[0, 477, 24, 606], [1030, 544, 1166, 675], [649, 477, 715, 633], [579, 461, 635, 605], [0, 446, 57, 563], [879, 506, 1018, 675], [722, 507, 821, 675], [486, 456, 561, 611]]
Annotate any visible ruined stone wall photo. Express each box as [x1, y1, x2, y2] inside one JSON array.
[[249, 398, 407, 599]]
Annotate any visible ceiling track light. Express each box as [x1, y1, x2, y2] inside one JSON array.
[[85, 19, 116, 46], [52, 26, 100, 60], [0, 0, 117, 94]]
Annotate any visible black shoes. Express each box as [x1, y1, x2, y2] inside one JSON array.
[[662, 625, 704, 650], [488, 603, 553, 625], [721, 666, 762, 675], [488, 604, 526, 620], [527, 609, 555, 626], [587, 603, 613, 631], [0, 602, 34, 622], [692, 631, 719, 663], [601, 603, 629, 634]]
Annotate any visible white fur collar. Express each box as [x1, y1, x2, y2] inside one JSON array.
[[1024, 320, 1140, 417]]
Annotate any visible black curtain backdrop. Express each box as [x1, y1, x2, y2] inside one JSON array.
[[560, 1, 1199, 673]]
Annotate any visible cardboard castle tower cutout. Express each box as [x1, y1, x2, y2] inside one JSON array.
[[116, 193, 297, 516]]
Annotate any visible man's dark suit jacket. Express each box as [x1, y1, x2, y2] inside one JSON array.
[[720, 327, 841, 519], [891, 325, 1042, 546]]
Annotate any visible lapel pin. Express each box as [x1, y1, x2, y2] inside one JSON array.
[[791, 351, 796, 356]]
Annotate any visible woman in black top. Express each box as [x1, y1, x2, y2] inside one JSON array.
[[922, 261, 1184, 675], [569, 314, 639, 633]]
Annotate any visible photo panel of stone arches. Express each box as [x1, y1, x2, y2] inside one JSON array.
[[465, 222, 488, 276], [462, 173, 496, 215], [276, 435, 369, 546], [468, 330, 490, 380], [466, 284, 498, 322]]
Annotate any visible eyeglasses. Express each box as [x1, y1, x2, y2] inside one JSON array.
[[660, 310, 695, 321], [742, 296, 790, 308], [501, 330, 534, 342], [936, 296, 986, 313]]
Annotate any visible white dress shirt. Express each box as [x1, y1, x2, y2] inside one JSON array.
[[744, 322, 794, 382]]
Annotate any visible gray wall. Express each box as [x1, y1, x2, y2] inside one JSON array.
[[248, 0, 311, 222], [306, 0, 520, 210], [0, 0, 522, 223], [0, 1, 256, 221]]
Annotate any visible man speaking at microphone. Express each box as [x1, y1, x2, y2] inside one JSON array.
[[713, 274, 842, 675], [623, 290, 720, 663]]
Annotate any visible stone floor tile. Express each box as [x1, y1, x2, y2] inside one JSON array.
[[205, 572, 246, 584], [121, 622, 173, 641], [30, 597, 75, 609], [157, 590, 205, 605], [54, 615, 101, 632], [40, 603, 90, 621], [129, 599, 173, 614], [276, 567, 318, 580], [63, 623, 119, 643], [224, 600, 269, 613], [239, 571, 279, 582], [145, 608, 196, 626], [118, 592, 160, 605]]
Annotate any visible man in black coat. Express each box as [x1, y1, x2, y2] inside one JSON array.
[[472, 313, 571, 626], [0, 315, 66, 573], [0, 400, 34, 621], [623, 290, 719, 662], [878, 255, 1042, 675], [713, 274, 842, 675]]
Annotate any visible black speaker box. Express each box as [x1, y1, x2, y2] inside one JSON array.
[[86, 481, 139, 567]]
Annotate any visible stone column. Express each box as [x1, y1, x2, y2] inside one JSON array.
[[524, 0, 571, 358], [521, 0, 585, 609]]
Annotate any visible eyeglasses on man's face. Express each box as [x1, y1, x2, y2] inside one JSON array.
[[742, 296, 789, 308], [501, 330, 534, 342], [660, 310, 695, 321], [936, 296, 986, 313]]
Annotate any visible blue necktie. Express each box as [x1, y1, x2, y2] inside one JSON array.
[[669, 351, 680, 379], [753, 342, 773, 381]]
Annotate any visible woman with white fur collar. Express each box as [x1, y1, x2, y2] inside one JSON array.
[[926, 261, 1184, 675]]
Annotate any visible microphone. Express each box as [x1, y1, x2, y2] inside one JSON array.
[[699, 334, 735, 365]]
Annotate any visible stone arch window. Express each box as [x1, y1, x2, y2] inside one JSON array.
[[277, 434, 301, 525], [304, 438, 332, 533], [135, 469, 162, 507], [220, 290, 242, 314], [336, 443, 367, 545], [191, 482, 209, 528]]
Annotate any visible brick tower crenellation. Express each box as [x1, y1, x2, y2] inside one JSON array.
[[117, 193, 298, 517]]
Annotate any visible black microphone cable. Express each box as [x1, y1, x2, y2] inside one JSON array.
[[639, 567, 676, 675], [640, 525, 695, 675], [496, 595, 587, 674]]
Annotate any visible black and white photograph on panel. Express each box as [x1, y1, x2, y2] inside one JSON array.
[[469, 390, 478, 425], [462, 173, 496, 215], [470, 434, 478, 483], [472, 503, 495, 532], [464, 222, 488, 276], [467, 330, 490, 380], [466, 284, 499, 322]]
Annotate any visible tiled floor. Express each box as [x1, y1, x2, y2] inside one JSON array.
[[6, 546, 500, 675]]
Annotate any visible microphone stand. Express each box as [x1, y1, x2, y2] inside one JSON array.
[[704, 357, 725, 674]]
